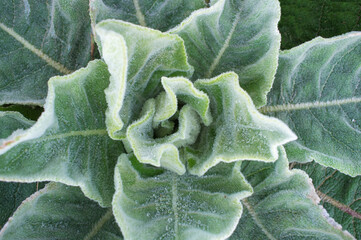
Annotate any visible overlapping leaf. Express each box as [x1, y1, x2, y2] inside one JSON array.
[[95, 20, 193, 139], [0, 61, 124, 207], [0, 183, 123, 240], [170, 0, 281, 107], [295, 161, 361, 240], [0, 0, 91, 105], [90, 0, 207, 31], [262, 32, 361, 176], [123, 72, 296, 176], [229, 147, 354, 240], [126, 76, 211, 175], [112, 154, 252, 240]]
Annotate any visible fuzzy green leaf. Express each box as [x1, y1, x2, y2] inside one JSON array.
[[90, 0, 207, 31], [294, 161, 361, 240], [0, 0, 91, 105], [112, 154, 252, 240], [0, 183, 123, 240], [95, 20, 194, 140], [187, 72, 297, 176], [0, 61, 124, 207], [262, 32, 361, 177], [229, 147, 354, 240], [170, 0, 281, 107]]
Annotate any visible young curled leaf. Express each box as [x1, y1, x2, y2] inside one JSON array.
[[95, 20, 194, 140]]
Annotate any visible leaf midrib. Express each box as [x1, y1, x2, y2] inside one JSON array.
[[260, 97, 361, 113], [206, 11, 241, 78], [0, 22, 71, 74], [33, 129, 108, 142], [242, 199, 276, 240], [83, 208, 113, 240]]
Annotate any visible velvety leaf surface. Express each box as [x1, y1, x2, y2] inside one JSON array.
[[90, 0, 207, 31], [187, 72, 296, 176], [294, 162, 361, 240], [170, 0, 281, 107], [262, 32, 361, 177], [95, 20, 193, 139], [279, 0, 361, 49], [0, 183, 123, 240], [0, 0, 91, 105], [229, 147, 354, 240], [112, 154, 252, 240], [0, 60, 124, 207]]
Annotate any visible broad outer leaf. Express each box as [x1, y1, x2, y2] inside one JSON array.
[[170, 0, 281, 107], [295, 161, 361, 240], [229, 147, 354, 240], [95, 20, 193, 139], [0, 0, 91, 105], [278, 0, 361, 49], [0, 183, 123, 240], [112, 154, 252, 240], [89, 0, 207, 31], [186, 72, 297, 176], [262, 32, 361, 177], [0, 60, 124, 207]]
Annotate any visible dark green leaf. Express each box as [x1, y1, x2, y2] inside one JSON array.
[[0, 183, 123, 240]]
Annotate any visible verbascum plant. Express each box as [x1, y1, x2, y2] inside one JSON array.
[[0, 0, 360, 239]]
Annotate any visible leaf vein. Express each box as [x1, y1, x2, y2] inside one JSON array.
[[0, 22, 71, 75], [260, 97, 361, 113]]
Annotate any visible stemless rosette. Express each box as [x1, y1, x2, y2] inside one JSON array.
[[96, 20, 297, 176]]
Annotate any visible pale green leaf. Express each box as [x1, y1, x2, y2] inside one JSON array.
[[0, 60, 124, 207], [95, 20, 193, 139], [0, 183, 123, 240], [294, 161, 361, 240], [112, 154, 252, 240], [90, 0, 207, 31], [229, 147, 354, 240], [0, 0, 91, 105], [186, 72, 296, 176], [170, 0, 281, 107], [262, 32, 361, 176]]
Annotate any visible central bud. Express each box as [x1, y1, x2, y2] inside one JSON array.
[[125, 76, 212, 175]]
